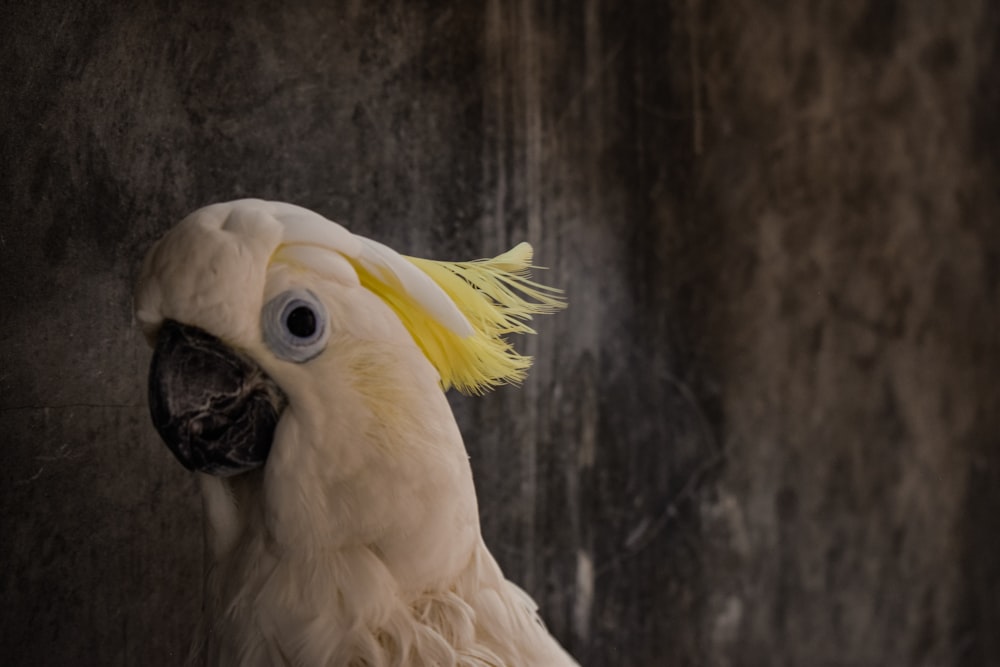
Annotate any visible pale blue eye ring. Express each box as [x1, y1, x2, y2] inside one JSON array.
[[261, 289, 329, 363]]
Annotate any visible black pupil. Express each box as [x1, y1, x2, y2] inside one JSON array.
[[286, 306, 317, 338]]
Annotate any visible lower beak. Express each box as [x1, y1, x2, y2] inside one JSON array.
[[147, 320, 287, 476]]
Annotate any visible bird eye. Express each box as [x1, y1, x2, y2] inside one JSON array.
[[261, 289, 329, 363], [285, 306, 317, 338]]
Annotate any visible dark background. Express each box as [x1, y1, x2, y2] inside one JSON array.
[[2, 1, 998, 665]]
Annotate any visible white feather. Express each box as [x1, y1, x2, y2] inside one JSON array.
[[136, 199, 578, 666], [354, 236, 474, 337]]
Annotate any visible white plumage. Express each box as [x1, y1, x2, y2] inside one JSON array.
[[136, 199, 577, 666]]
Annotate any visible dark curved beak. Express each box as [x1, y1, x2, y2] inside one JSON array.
[[147, 320, 287, 477]]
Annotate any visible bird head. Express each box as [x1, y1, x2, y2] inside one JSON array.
[[135, 199, 564, 561]]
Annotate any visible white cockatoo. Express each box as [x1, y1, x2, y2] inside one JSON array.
[[135, 199, 577, 666]]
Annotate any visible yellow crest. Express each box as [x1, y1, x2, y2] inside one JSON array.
[[351, 242, 566, 394], [262, 202, 566, 394]]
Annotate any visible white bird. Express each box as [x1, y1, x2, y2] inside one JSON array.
[[135, 199, 577, 666]]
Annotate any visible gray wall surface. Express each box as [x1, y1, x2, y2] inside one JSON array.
[[2, 1, 998, 665]]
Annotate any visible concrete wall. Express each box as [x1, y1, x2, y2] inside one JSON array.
[[2, 1, 997, 665]]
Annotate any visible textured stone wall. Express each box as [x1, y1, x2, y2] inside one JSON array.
[[1, 1, 997, 665]]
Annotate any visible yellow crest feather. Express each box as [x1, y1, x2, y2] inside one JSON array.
[[349, 242, 566, 394]]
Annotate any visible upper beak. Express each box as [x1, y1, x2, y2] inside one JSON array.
[[147, 320, 287, 477]]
